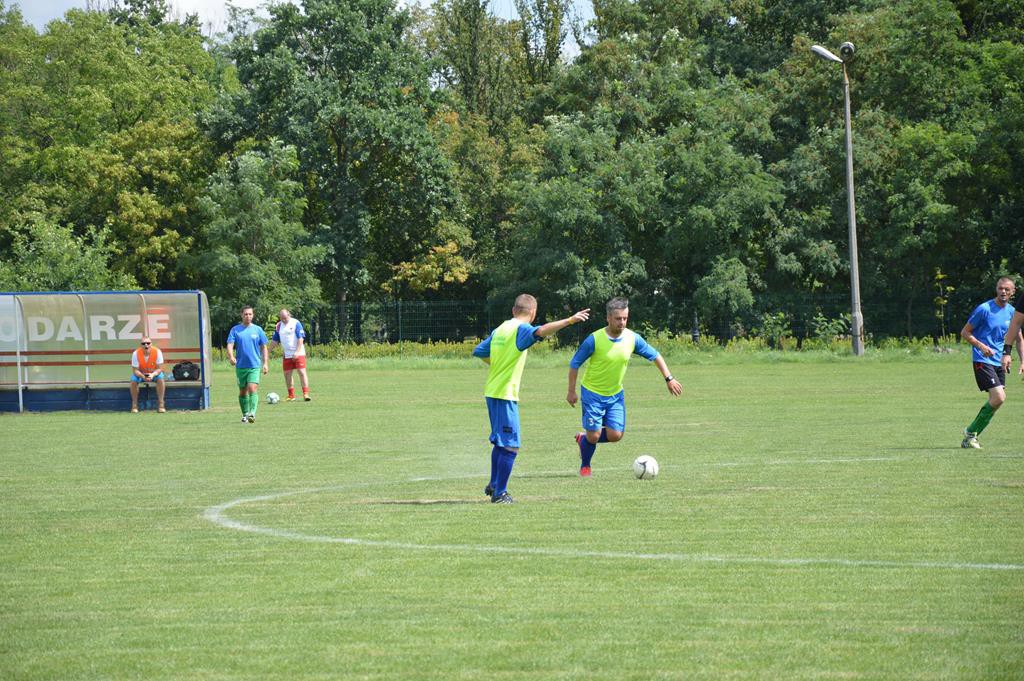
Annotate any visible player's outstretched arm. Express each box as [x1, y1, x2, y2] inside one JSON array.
[[653, 356, 682, 396], [536, 308, 590, 338]]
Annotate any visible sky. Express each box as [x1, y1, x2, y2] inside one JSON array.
[[12, 0, 585, 35], [17, 0, 277, 34]]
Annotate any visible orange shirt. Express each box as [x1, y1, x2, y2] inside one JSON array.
[[134, 348, 161, 373]]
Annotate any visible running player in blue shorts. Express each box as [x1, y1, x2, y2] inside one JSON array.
[[567, 297, 682, 476]]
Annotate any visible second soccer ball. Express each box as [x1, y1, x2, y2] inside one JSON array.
[[632, 455, 659, 480]]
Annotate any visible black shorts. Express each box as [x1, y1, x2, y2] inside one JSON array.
[[973, 362, 1006, 391]]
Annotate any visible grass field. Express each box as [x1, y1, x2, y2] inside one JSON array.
[[3, 352, 1024, 679]]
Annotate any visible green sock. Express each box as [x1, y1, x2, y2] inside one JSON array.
[[239, 395, 247, 415], [967, 403, 995, 435], [250, 392, 259, 415]]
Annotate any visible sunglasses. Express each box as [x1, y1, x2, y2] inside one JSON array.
[[141, 342, 151, 346]]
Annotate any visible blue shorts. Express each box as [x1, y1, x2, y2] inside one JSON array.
[[580, 386, 626, 433], [486, 397, 520, 449], [131, 372, 165, 383]]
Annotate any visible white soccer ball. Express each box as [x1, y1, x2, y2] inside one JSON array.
[[266, 392, 280, 405], [632, 455, 659, 480]]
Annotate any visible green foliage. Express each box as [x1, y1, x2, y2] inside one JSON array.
[[3, 0, 1024, 337], [755, 310, 793, 348], [311, 338, 482, 360], [429, 111, 515, 297], [428, 0, 528, 129], [489, 114, 655, 311], [693, 257, 756, 331], [0, 217, 136, 291], [514, 0, 570, 85], [182, 141, 327, 330], [213, 0, 458, 304], [0, 5, 216, 289], [810, 310, 851, 343], [933, 269, 955, 336], [107, 0, 200, 32], [761, 0, 1024, 330]]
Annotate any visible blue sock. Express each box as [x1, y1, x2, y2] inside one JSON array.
[[489, 445, 501, 489], [598, 428, 609, 443], [494, 448, 517, 496], [580, 437, 597, 468]]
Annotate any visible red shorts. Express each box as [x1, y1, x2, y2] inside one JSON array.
[[283, 356, 307, 371]]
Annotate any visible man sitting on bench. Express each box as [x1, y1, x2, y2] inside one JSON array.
[[130, 337, 166, 413]]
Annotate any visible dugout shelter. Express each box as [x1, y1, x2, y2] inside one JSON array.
[[0, 291, 211, 413]]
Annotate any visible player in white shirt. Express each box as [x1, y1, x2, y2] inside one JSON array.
[[269, 308, 311, 401]]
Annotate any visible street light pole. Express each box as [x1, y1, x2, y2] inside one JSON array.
[[812, 43, 865, 355], [840, 60, 864, 355]]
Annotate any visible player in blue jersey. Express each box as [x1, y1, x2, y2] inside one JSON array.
[[473, 294, 590, 504], [960, 277, 1022, 448], [227, 305, 269, 424], [567, 297, 682, 476]]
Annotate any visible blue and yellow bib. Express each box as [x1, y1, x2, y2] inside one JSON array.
[[580, 329, 636, 397]]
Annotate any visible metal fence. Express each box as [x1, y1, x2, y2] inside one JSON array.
[[306, 300, 495, 345], [258, 293, 975, 347], [207, 289, 984, 347]]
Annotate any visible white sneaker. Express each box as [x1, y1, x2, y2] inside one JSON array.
[[961, 429, 981, 449], [241, 415, 249, 424]]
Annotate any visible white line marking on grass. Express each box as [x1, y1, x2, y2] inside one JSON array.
[[697, 456, 900, 468], [202, 466, 1024, 572]]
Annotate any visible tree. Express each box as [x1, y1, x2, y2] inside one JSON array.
[[429, 0, 528, 130], [514, 0, 571, 85], [491, 114, 654, 312], [765, 0, 1024, 334], [426, 110, 523, 300], [0, 6, 216, 289], [709, 0, 855, 75], [211, 0, 457, 312], [0, 217, 136, 291], [693, 257, 755, 336], [182, 142, 327, 331], [108, 0, 200, 32], [496, 3, 785, 326]]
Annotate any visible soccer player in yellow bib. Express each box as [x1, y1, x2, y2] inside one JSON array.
[[1001, 288, 1024, 379], [473, 294, 590, 504], [567, 297, 682, 476]]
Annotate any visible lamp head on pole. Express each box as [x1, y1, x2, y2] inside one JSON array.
[[811, 45, 842, 63], [812, 43, 856, 64]]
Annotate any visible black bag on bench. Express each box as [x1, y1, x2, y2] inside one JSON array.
[[172, 361, 200, 381]]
